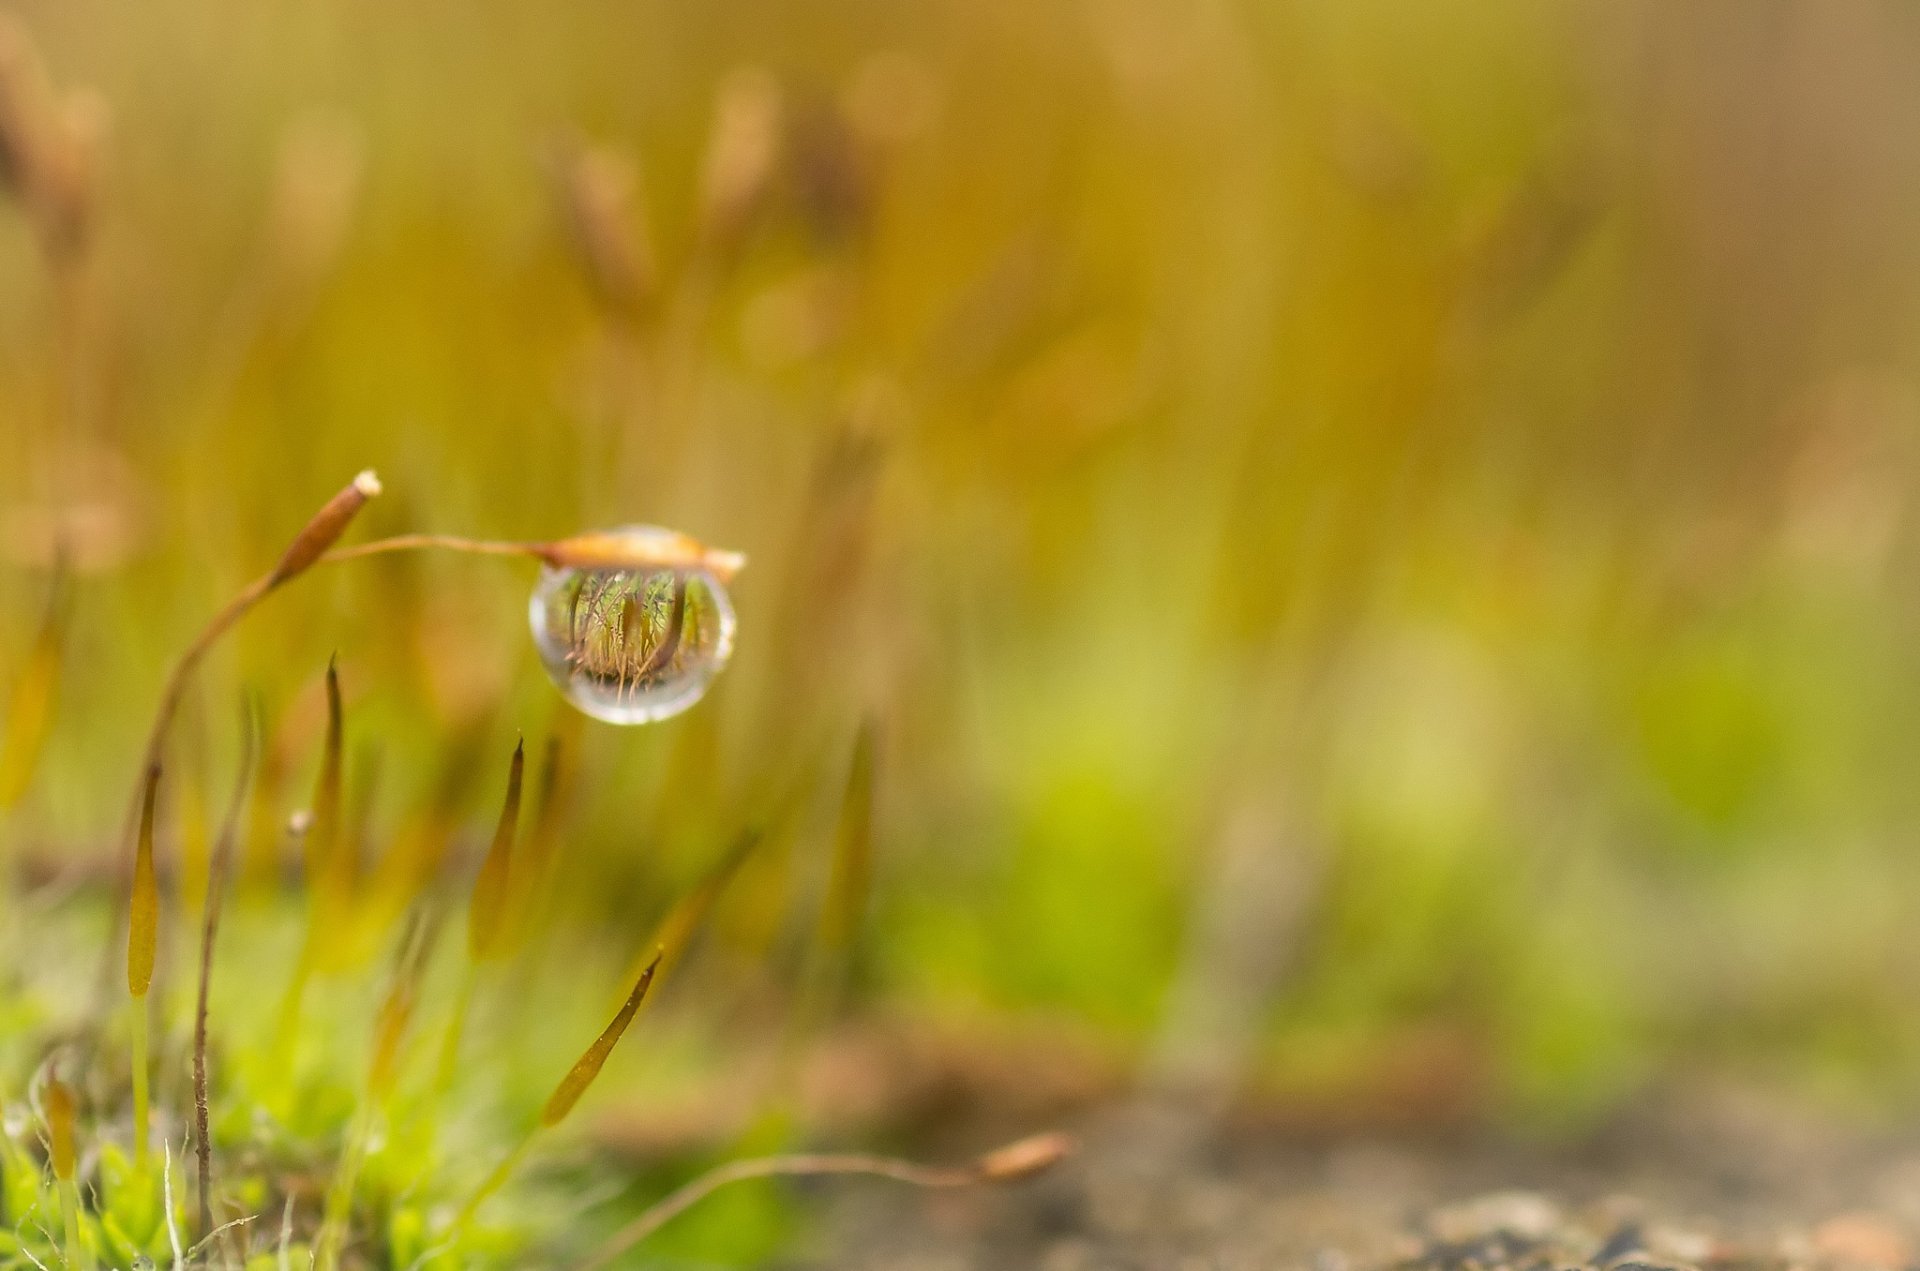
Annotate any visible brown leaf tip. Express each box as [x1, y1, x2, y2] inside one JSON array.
[[975, 1132, 1075, 1183], [267, 470, 383, 586]]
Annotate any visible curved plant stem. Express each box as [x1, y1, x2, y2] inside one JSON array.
[[117, 525, 539, 919], [321, 534, 547, 565], [134, 577, 273, 816], [577, 1134, 1075, 1271], [132, 523, 541, 854]]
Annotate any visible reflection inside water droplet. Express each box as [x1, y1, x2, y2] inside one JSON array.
[[529, 533, 737, 724]]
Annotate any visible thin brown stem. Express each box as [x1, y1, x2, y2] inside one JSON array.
[[123, 521, 534, 892], [320, 534, 548, 565], [577, 1133, 1074, 1271], [580, 1156, 968, 1270], [195, 698, 259, 1250], [98, 574, 274, 1006], [138, 577, 271, 804]]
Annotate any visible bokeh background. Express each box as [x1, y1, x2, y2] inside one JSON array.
[[9, 0, 1920, 1225]]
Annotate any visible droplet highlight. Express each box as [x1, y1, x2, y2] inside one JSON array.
[[529, 526, 737, 725]]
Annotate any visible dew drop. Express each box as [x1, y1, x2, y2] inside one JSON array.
[[528, 526, 738, 725]]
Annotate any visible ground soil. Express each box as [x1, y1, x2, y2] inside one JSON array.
[[806, 1084, 1920, 1271]]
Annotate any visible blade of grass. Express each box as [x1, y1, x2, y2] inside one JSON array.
[[194, 696, 260, 1245]]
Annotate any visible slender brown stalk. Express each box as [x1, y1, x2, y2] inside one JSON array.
[[135, 470, 379, 799], [320, 528, 745, 579], [103, 471, 382, 1007], [319, 533, 545, 565], [194, 697, 259, 1246], [578, 1133, 1075, 1270]]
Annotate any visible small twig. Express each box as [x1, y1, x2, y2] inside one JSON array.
[[195, 698, 260, 1248], [577, 1133, 1075, 1270]]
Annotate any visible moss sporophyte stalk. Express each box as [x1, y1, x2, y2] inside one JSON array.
[[0, 468, 1068, 1268]]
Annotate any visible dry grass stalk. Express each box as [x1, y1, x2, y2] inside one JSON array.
[[194, 698, 259, 1246], [313, 525, 747, 580], [579, 1132, 1076, 1269]]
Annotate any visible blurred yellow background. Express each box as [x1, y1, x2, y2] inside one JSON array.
[[8, 0, 1920, 1136]]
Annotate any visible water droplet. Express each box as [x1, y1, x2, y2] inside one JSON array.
[[528, 526, 737, 725]]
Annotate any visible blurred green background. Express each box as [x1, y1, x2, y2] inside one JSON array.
[[9, 0, 1920, 1147]]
